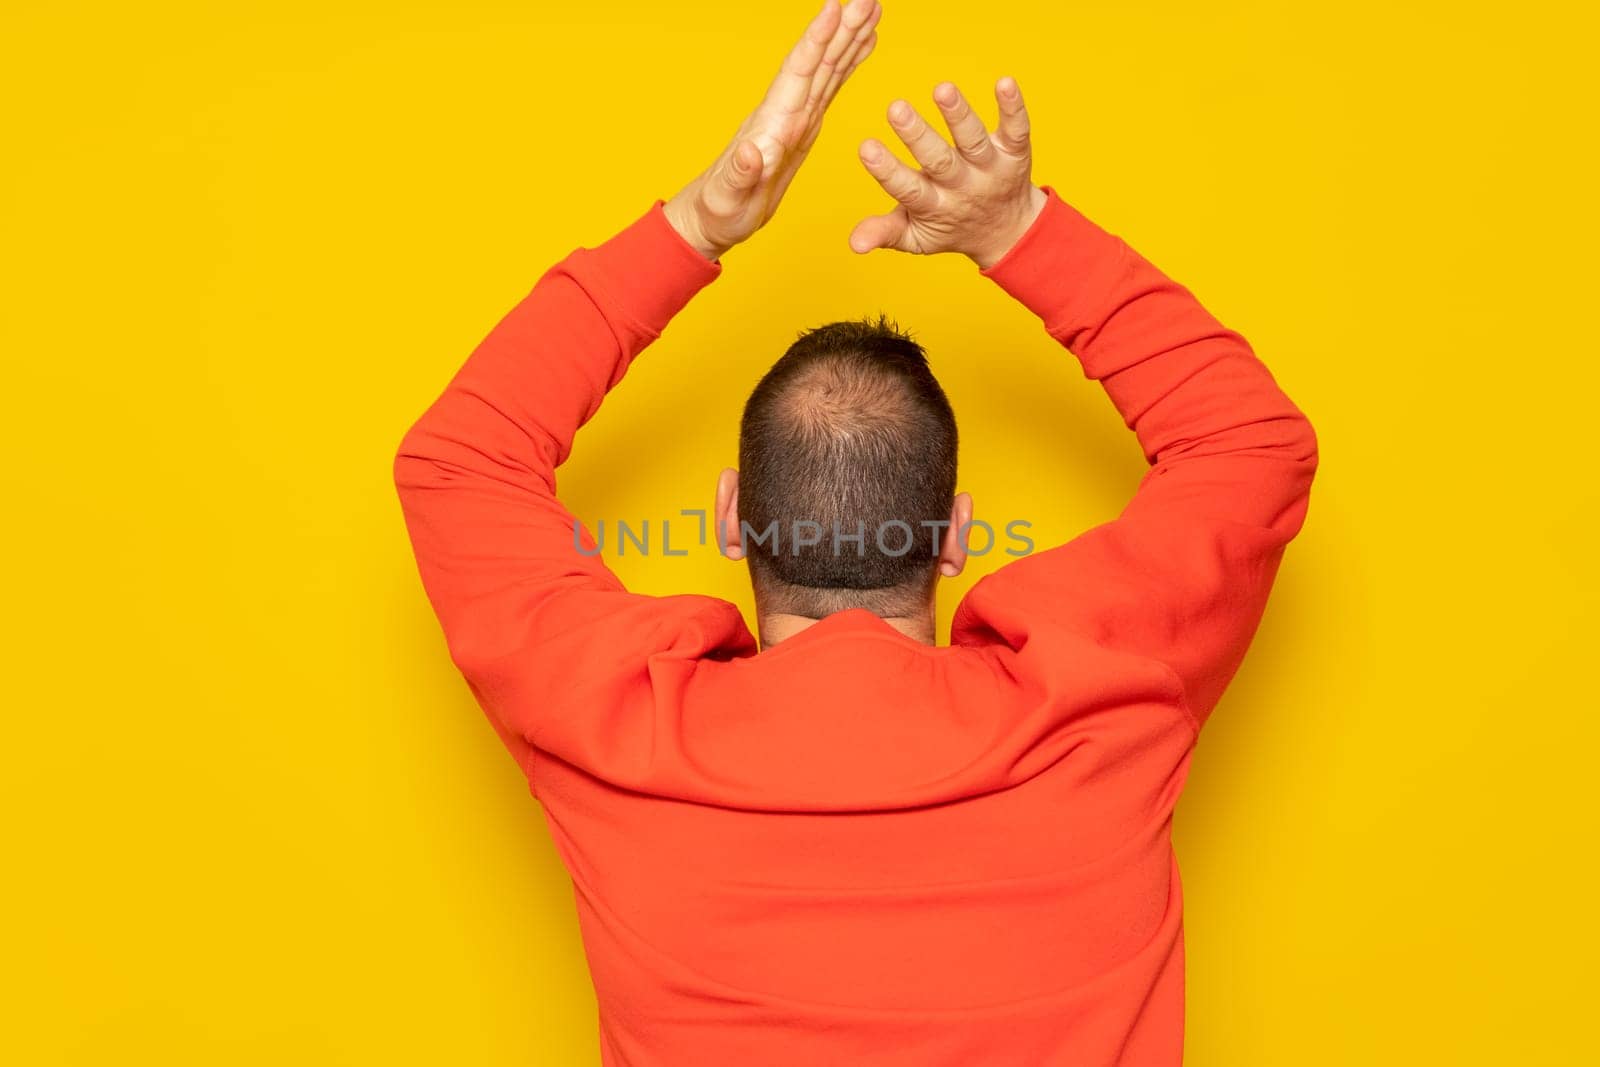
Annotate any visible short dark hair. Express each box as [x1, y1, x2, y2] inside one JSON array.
[[738, 316, 958, 617]]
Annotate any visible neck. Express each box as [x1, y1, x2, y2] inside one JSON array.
[[758, 611, 936, 649]]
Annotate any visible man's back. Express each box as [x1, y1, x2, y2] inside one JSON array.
[[532, 604, 1194, 1064], [393, 10, 1316, 1061]]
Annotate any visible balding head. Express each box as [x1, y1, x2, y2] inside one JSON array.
[[735, 317, 959, 618]]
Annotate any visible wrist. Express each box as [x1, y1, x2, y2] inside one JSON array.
[[968, 185, 1048, 270], [663, 194, 730, 262]]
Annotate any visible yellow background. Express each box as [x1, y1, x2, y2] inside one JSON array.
[[5, 1, 1596, 1062]]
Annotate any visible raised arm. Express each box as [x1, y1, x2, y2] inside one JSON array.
[[394, 1, 881, 767], [851, 78, 1318, 728]]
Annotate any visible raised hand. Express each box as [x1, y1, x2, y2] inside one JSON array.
[[665, 0, 882, 261], [850, 77, 1048, 269]]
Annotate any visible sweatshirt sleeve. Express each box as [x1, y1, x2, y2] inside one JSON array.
[[951, 186, 1319, 730], [393, 201, 749, 771]]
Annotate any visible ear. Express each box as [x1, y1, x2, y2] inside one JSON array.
[[715, 467, 743, 560], [939, 491, 974, 578]]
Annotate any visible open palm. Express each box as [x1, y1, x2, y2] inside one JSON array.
[[665, 0, 881, 260]]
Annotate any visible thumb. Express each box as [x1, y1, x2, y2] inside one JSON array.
[[848, 207, 910, 254], [723, 140, 765, 192], [702, 140, 766, 218]]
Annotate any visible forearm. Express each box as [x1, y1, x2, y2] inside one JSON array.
[[983, 187, 1317, 533], [396, 201, 721, 493]]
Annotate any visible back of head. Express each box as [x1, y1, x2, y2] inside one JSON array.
[[738, 316, 958, 618]]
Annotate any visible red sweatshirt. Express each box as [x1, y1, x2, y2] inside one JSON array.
[[394, 187, 1318, 1066]]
